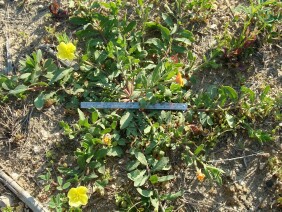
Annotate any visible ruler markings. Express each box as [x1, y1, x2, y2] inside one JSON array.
[[80, 102, 187, 111]]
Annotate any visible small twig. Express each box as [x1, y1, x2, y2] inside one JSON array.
[[207, 152, 269, 163], [4, 24, 14, 75]]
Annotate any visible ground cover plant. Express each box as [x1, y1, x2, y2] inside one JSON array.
[[0, 0, 281, 211]]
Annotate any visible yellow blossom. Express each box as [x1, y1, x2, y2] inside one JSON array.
[[196, 170, 205, 182], [67, 186, 88, 208], [102, 134, 112, 146], [57, 42, 76, 61], [175, 72, 184, 87]]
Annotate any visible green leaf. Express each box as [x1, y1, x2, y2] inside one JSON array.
[[145, 38, 164, 50], [225, 112, 235, 128], [161, 190, 183, 201], [124, 21, 137, 34], [9, 85, 28, 95], [83, 172, 99, 182], [77, 108, 85, 121], [158, 24, 170, 41], [221, 86, 238, 100], [91, 111, 99, 123], [174, 37, 192, 45], [158, 175, 174, 182], [150, 197, 159, 209], [107, 146, 123, 157], [126, 160, 140, 171], [127, 169, 148, 187], [19, 73, 31, 80], [152, 157, 170, 172], [134, 151, 148, 166], [120, 111, 133, 129], [260, 85, 270, 101], [149, 175, 159, 184], [69, 17, 90, 26], [95, 148, 108, 159], [57, 176, 63, 186], [241, 86, 255, 103], [144, 126, 151, 134], [161, 13, 173, 27], [136, 188, 153, 197], [34, 93, 45, 110], [62, 182, 71, 190], [194, 144, 205, 156], [49, 68, 73, 84]]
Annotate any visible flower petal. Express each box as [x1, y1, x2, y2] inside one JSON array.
[[66, 43, 76, 52], [77, 186, 88, 194], [69, 199, 81, 208], [67, 188, 77, 199], [79, 194, 88, 205]]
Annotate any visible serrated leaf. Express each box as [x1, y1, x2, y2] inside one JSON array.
[[135, 151, 148, 166], [137, 188, 153, 197], [120, 111, 133, 129]]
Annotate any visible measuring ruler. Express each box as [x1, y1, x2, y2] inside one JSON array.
[[81, 102, 187, 111]]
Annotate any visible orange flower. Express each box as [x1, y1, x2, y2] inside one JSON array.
[[196, 170, 205, 182], [175, 72, 184, 87]]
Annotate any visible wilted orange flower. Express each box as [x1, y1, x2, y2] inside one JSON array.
[[175, 72, 184, 87], [196, 170, 205, 182], [102, 134, 112, 146]]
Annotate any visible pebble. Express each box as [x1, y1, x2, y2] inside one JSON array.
[[0, 1, 4, 8], [11, 172, 19, 180], [210, 24, 217, 30], [37, 5, 44, 10], [33, 145, 40, 154], [259, 162, 266, 170]]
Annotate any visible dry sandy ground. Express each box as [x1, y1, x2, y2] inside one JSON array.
[[0, 0, 281, 211]]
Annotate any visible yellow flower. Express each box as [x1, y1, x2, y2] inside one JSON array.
[[67, 186, 88, 208], [57, 42, 76, 61], [196, 170, 205, 182], [175, 72, 184, 87], [102, 134, 112, 146]]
